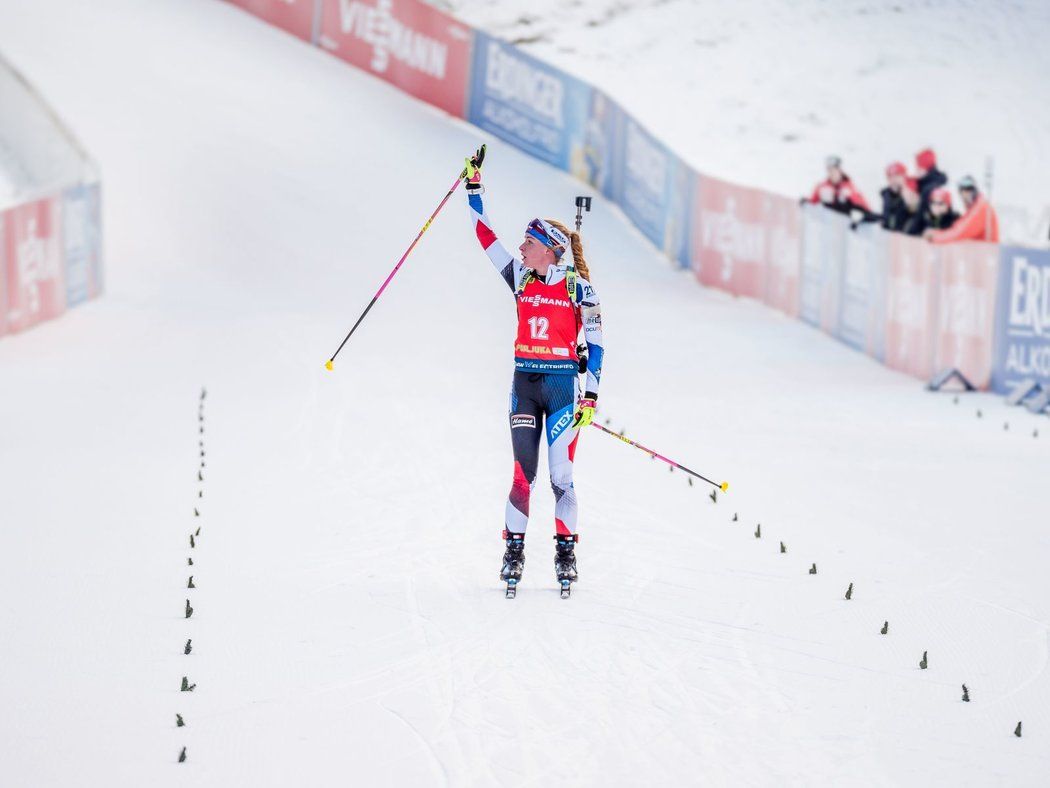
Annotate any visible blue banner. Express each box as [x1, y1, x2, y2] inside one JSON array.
[[799, 205, 845, 334], [62, 183, 103, 307], [837, 222, 888, 361], [467, 32, 591, 170], [991, 246, 1050, 393], [608, 113, 692, 265]]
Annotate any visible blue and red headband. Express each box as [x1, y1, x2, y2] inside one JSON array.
[[526, 218, 569, 258]]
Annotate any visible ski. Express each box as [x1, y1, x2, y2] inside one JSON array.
[[560, 580, 572, 599], [505, 579, 518, 599]]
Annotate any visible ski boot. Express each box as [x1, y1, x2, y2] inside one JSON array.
[[500, 530, 525, 598], [554, 534, 579, 599]]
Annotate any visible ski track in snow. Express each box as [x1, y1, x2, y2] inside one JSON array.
[[0, 1, 1049, 785]]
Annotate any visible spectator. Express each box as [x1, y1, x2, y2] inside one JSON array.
[[877, 161, 919, 231], [805, 155, 870, 216], [914, 147, 947, 216], [910, 187, 959, 236], [925, 175, 999, 243]]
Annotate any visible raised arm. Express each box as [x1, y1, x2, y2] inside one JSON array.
[[464, 147, 527, 292]]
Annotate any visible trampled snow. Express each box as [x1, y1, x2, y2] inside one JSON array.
[[0, 1, 1048, 785]]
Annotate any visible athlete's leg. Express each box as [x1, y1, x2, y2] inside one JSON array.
[[543, 374, 581, 537], [505, 372, 544, 537]]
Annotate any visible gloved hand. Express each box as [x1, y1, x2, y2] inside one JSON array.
[[572, 397, 597, 429], [463, 144, 486, 192]]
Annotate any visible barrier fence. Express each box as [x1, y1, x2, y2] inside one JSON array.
[[226, 0, 1050, 395]]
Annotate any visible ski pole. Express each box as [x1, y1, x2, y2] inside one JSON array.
[[590, 422, 729, 492], [325, 164, 469, 371]]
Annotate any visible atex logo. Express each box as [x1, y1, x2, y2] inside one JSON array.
[[1008, 255, 1050, 338], [337, 0, 449, 78], [484, 42, 563, 126], [548, 408, 573, 441]]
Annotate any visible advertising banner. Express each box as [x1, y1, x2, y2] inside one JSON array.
[[569, 89, 619, 201], [837, 223, 888, 361], [63, 183, 103, 307], [608, 114, 692, 263], [761, 192, 801, 317], [467, 31, 590, 169], [226, 0, 318, 42], [691, 175, 765, 297], [319, 0, 472, 118], [3, 196, 66, 334], [934, 242, 999, 389], [884, 234, 938, 380], [799, 205, 846, 334], [990, 246, 1050, 393]]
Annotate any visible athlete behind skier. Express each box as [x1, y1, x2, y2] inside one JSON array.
[[463, 146, 604, 595]]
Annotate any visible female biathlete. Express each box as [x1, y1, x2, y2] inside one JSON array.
[[463, 147, 604, 595]]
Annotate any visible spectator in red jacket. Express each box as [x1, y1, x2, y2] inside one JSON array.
[[925, 175, 999, 243], [914, 147, 948, 216], [806, 155, 870, 215]]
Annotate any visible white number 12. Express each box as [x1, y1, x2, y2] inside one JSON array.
[[528, 316, 549, 340]]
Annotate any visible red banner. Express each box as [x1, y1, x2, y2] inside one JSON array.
[[760, 192, 801, 317], [691, 176, 767, 299], [3, 197, 66, 334], [934, 242, 1000, 388], [225, 0, 318, 42], [317, 0, 472, 118], [884, 234, 938, 379]]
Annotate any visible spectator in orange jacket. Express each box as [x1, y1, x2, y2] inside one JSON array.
[[806, 155, 870, 216], [925, 175, 999, 243]]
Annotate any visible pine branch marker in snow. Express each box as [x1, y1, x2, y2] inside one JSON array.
[[754, 523, 761, 538], [919, 651, 928, 669], [188, 557, 193, 566], [880, 621, 889, 635], [179, 747, 187, 763], [198, 470, 203, 482], [710, 489, 718, 503], [195, 526, 200, 537], [194, 508, 199, 517], [176, 713, 185, 727], [180, 676, 196, 692], [732, 513, 738, 522], [809, 563, 817, 575], [198, 490, 202, 498], [184, 639, 192, 655], [185, 599, 193, 618], [201, 387, 206, 401], [1015, 721, 1022, 737], [976, 409, 982, 418], [1004, 421, 1009, 431], [780, 541, 786, 553], [845, 582, 853, 600], [687, 477, 693, 487], [187, 576, 195, 589], [962, 684, 970, 702], [190, 534, 195, 548]]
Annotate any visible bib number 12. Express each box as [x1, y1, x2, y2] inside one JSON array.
[[527, 316, 549, 340]]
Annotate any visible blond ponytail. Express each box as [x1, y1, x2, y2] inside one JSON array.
[[546, 218, 591, 282]]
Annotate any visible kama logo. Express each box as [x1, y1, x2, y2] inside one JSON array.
[[511, 414, 536, 429], [484, 42, 564, 126], [625, 121, 666, 196], [1008, 255, 1050, 338], [336, 0, 450, 78]]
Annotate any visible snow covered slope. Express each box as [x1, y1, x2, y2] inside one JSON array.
[[449, 0, 1050, 243], [0, 1, 1048, 785]]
